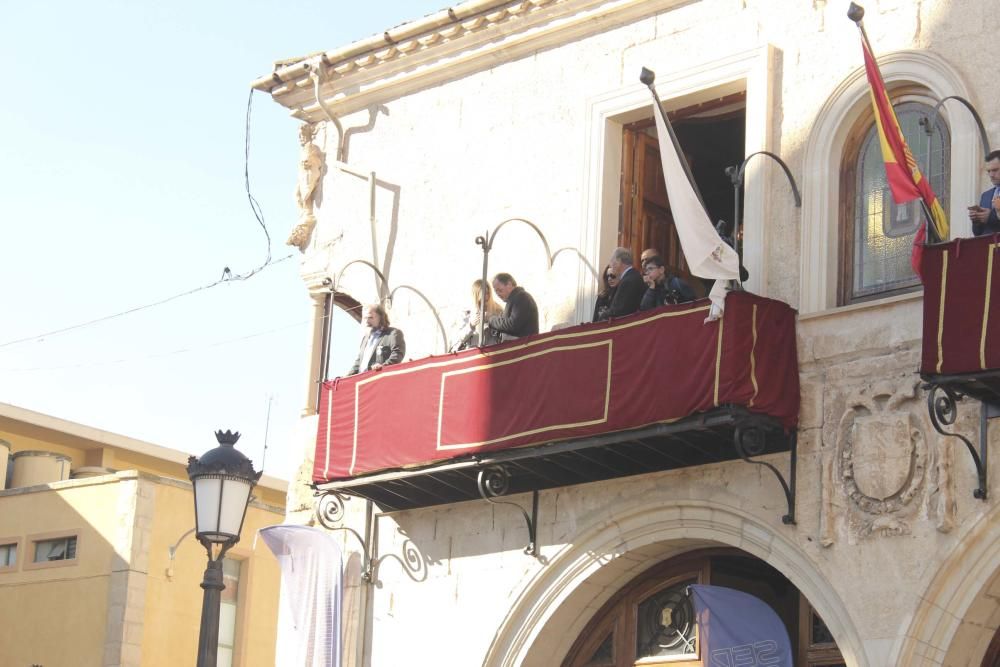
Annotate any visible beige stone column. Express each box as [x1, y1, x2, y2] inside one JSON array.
[[302, 291, 327, 417]]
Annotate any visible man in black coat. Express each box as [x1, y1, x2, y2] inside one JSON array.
[[601, 247, 645, 319], [489, 273, 539, 341]]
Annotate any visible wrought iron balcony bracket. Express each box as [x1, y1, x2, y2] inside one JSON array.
[[314, 489, 377, 581], [476, 465, 540, 556], [925, 383, 989, 500], [732, 426, 797, 524]]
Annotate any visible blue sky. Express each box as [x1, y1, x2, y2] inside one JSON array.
[[0, 1, 444, 479]]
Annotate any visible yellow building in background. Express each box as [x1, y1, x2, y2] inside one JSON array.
[[0, 402, 286, 667]]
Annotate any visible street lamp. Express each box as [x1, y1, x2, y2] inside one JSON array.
[[187, 430, 261, 667]]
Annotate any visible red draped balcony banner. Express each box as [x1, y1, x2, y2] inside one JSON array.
[[314, 291, 799, 483], [921, 234, 1000, 376]]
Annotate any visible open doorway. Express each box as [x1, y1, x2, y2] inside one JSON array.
[[619, 92, 746, 294]]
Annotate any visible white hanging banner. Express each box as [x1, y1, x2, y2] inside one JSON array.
[[260, 525, 343, 667], [652, 105, 740, 317]]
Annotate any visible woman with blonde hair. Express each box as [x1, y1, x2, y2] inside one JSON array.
[[455, 279, 503, 350]]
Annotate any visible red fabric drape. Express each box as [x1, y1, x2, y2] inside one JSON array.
[[315, 291, 799, 483], [921, 235, 1000, 376]]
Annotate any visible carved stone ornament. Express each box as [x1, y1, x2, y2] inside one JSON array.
[[287, 123, 325, 253], [836, 381, 926, 541]]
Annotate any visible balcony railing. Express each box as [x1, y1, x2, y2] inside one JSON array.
[[313, 292, 800, 536]]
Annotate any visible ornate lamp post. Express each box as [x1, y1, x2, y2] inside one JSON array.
[[187, 430, 261, 667]]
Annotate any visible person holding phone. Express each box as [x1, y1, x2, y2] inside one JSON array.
[[968, 150, 1000, 236]]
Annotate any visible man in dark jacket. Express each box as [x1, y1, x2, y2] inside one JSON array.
[[348, 303, 406, 375], [489, 273, 539, 341], [639, 255, 696, 310], [969, 150, 1000, 236], [601, 247, 645, 319]]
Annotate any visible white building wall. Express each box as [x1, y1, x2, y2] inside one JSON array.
[[269, 1, 1000, 665]]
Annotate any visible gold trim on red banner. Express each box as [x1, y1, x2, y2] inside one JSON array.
[[340, 303, 713, 475], [936, 251, 949, 374], [326, 390, 334, 478], [749, 304, 759, 408], [982, 243, 998, 370], [435, 340, 613, 450], [713, 317, 724, 407]]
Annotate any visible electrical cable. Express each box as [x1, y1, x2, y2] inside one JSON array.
[[0, 253, 295, 350], [1, 316, 312, 372], [0, 89, 285, 350], [243, 88, 272, 269]]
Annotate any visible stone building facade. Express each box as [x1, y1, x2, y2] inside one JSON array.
[[255, 1, 1000, 664]]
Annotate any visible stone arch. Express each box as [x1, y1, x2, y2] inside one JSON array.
[[799, 49, 978, 314], [482, 499, 867, 666], [892, 501, 1000, 665]]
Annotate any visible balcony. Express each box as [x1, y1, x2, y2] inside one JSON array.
[[920, 234, 1000, 499], [313, 291, 800, 528]]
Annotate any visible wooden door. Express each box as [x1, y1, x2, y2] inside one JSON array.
[[621, 125, 694, 286]]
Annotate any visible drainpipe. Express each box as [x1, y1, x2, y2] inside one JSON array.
[[310, 62, 345, 162]]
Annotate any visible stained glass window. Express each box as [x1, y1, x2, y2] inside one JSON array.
[[635, 580, 698, 660], [846, 99, 949, 302]]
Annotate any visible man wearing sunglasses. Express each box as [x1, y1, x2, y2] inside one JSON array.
[[600, 247, 645, 320]]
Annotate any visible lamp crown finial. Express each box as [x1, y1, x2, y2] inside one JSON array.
[[215, 430, 241, 446]]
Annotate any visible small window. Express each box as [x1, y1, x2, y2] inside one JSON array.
[[34, 535, 77, 563], [839, 94, 950, 305], [218, 557, 244, 667], [635, 579, 698, 660], [0, 542, 17, 570]]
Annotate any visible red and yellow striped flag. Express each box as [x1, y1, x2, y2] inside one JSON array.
[[860, 37, 948, 276]]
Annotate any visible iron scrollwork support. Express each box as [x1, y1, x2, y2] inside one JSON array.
[[477, 466, 539, 556], [733, 427, 797, 525], [314, 489, 377, 581], [926, 384, 988, 500]]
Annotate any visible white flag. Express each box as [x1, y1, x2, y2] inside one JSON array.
[[652, 107, 740, 317], [260, 525, 342, 667]]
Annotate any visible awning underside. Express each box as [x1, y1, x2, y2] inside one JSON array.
[[316, 406, 791, 512]]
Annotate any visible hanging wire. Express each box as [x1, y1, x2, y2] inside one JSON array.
[[0, 89, 286, 350], [260, 394, 273, 471], [242, 88, 272, 269], [2, 314, 314, 372], [0, 253, 295, 350]]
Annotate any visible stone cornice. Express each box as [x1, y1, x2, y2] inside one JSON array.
[[253, 0, 690, 122]]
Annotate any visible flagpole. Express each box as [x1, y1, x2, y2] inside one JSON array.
[[919, 201, 941, 244], [639, 67, 709, 212], [849, 2, 941, 246], [847, 4, 878, 77]]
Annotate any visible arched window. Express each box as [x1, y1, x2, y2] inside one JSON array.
[[839, 93, 950, 305], [562, 549, 843, 667]]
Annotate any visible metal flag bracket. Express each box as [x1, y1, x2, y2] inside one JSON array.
[[477, 465, 540, 556], [733, 427, 797, 525], [314, 489, 377, 582], [925, 384, 993, 500]]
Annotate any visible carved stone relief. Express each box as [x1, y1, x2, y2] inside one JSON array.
[[927, 434, 957, 534], [287, 123, 325, 252], [835, 380, 927, 542]]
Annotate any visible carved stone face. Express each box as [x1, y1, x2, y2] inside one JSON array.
[[298, 124, 314, 146]]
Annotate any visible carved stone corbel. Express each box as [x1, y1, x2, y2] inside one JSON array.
[[287, 123, 325, 252]]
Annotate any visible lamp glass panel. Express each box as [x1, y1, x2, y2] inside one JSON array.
[[194, 477, 223, 535], [218, 478, 252, 537]]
